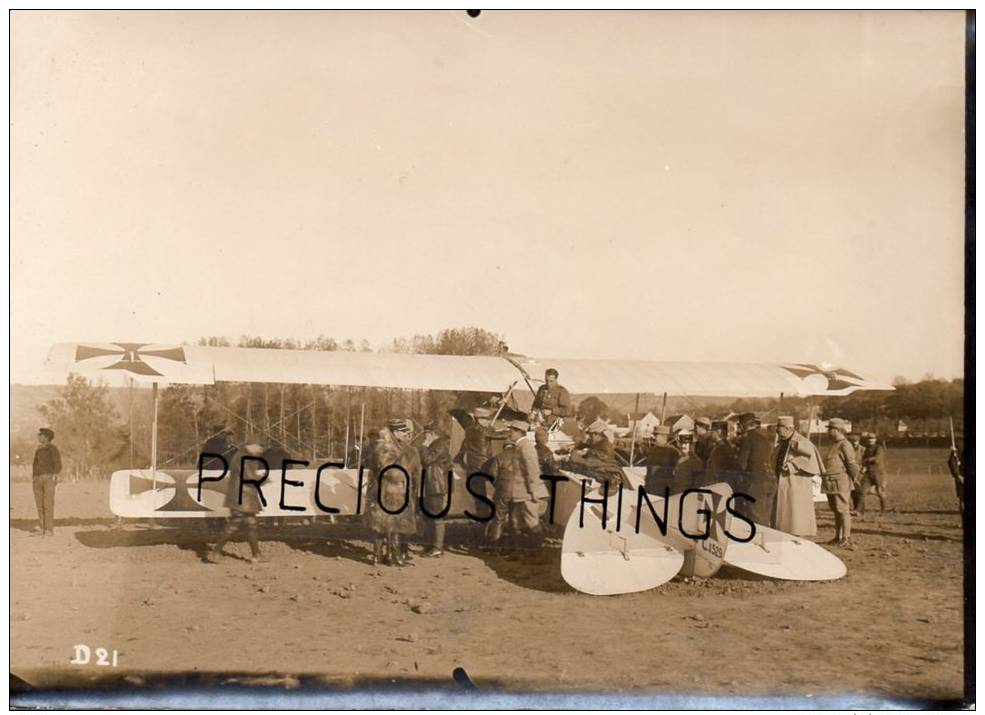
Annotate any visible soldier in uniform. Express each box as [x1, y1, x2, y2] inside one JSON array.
[[857, 433, 888, 515], [365, 418, 423, 566], [533, 428, 558, 477], [487, 421, 549, 547], [704, 420, 741, 490], [736, 412, 776, 526], [644, 425, 680, 495], [420, 422, 452, 558], [31, 427, 62, 537], [948, 436, 964, 513], [671, 432, 704, 493], [566, 420, 628, 494], [693, 417, 714, 462], [201, 425, 236, 470], [773, 416, 820, 537], [821, 417, 860, 546], [207, 438, 267, 564], [530, 368, 572, 428], [847, 432, 864, 515]]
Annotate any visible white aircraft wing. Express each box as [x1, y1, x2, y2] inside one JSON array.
[[512, 356, 893, 397], [45, 342, 891, 397], [45, 342, 522, 392]]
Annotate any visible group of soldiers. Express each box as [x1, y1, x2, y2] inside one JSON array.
[[192, 369, 898, 564], [32, 368, 957, 567]]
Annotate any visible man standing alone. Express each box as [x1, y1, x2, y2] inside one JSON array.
[[32, 427, 62, 536]]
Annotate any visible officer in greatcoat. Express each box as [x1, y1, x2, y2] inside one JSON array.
[[773, 416, 820, 537], [420, 422, 453, 558], [736, 412, 776, 526]]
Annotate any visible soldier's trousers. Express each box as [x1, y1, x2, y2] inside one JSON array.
[[32, 474, 57, 533], [213, 512, 261, 557], [826, 492, 852, 541], [488, 497, 543, 543]]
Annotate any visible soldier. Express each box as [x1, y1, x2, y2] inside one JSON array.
[[948, 436, 964, 513], [857, 433, 889, 515], [31, 427, 62, 537], [420, 422, 452, 558], [365, 418, 422, 566], [207, 437, 267, 564], [704, 420, 741, 490], [773, 416, 820, 537], [644, 425, 680, 496], [693, 417, 714, 462], [566, 420, 628, 493], [487, 421, 549, 547], [533, 427, 558, 477], [530, 368, 573, 428], [736, 412, 776, 526], [847, 432, 864, 515], [821, 417, 860, 547], [201, 425, 236, 470], [671, 432, 705, 493]]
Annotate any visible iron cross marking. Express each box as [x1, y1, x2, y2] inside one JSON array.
[[129, 471, 226, 512], [75, 343, 186, 377], [781, 363, 864, 392]]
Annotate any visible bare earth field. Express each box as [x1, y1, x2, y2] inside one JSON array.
[[10, 449, 967, 706]]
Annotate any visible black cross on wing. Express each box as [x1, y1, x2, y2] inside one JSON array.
[[75, 343, 186, 377]]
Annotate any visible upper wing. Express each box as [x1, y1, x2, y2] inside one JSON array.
[[511, 356, 893, 397], [45, 342, 891, 397], [45, 342, 521, 392]]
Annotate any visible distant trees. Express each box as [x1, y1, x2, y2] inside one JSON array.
[[39, 374, 125, 479], [390, 327, 506, 356]]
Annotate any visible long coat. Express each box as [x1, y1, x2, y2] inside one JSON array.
[[773, 432, 821, 536], [365, 430, 422, 535], [737, 428, 776, 526], [420, 435, 452, 497], [644, 444, 680, 495], [489, 437, 548, 502]]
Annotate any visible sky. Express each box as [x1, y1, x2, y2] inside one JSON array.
[[10, 11, 967, 386]]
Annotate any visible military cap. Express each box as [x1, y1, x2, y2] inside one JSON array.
[[738, 412, 760, 428], [472, 407, 494, 419], [694, 417, 712, 429], [38, 427, 54, 440], [654, 425, 671, 436], [827, 418, 849, 432], [675, 431, 694, 444], [507, 419, 530, 432], [777, 416, 795, 428], [386, 418, 414, 433]]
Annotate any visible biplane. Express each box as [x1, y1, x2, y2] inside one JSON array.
[[45, 341, 892, 595]]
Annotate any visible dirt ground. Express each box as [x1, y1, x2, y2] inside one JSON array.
[[10, 448, 967, 705]]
